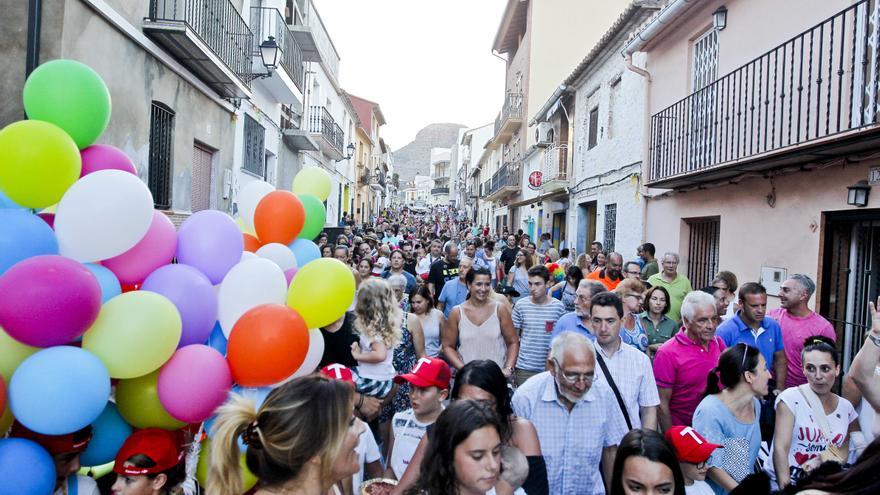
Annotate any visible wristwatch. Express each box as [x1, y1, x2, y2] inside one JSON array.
[[868, 332, 880, 348]]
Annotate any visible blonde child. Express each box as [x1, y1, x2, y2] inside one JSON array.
[[351, 278, 402, 398]]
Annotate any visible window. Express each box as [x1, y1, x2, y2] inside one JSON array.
[[588, 107, 599, 149], [191, 142, 214, 212], [242, 114, 266, 178], [692, 29, 719, 91], [603, 203, 617, 252], [148, 102, 175, 209], [608, 77, 621, 139], [686, 217, 721, 288]]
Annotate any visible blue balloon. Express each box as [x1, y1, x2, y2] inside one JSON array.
[[0, 438, 55, 495], [0, 210, 58, 275], [0, 189, 24, 210], [79, 402, 133, 466], [84, 263, 122, 304], [205, 385, 271, 450], [9, 346, 111, 435], [206, 321, 227, 356], [288, 239, 320, 266]]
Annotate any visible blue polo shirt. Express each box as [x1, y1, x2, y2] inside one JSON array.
[[716, 312, 784, 371], [551, 312, 596, 341], [438, 280, 468, 318]]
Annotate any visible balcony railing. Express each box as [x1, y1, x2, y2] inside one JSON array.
[[650, 0, 880, 187], [148, 0, 252, 89], [486, 160, 522, 197], [431, 187, 450, 195], [250, 7, 304, 91], [542, 144, 569, 182], [495, 91, 524, 137], [308, 106, 344, 154]]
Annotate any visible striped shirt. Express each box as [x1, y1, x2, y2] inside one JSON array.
[[513, 297, 567, 372]]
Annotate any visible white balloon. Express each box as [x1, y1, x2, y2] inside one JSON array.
[[256, 243, 299, 271], [290, 329, 325, 379], [240, 251, 258, 262], [55, 170, 154, 262], [218, 258, 287, 337], [237, 180, 274, 231]]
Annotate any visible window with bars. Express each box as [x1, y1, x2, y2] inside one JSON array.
[[148, 102, 175, 209], [588, 107, 599, 149], [603, 203, 617, 252], [243, 114, 266, 178], [686, 217, 721, 289], [191, 143, 214, 212]]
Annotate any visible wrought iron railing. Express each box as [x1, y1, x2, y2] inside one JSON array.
[[250, 7, 304, 91], [148, 0, 253, 88], [542, 144, 568, 182], [650, 0, 880, 184], [494, 91, 524, 135], [487, 160, 521, 196], [431, 187, 450, 195], [308, 106, 344, 154]]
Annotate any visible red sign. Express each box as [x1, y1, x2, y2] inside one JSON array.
[[528, 171, 543, 190]]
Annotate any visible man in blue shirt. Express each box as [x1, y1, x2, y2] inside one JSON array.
[[552, 280, 607, 340], [438, 257, 471, 318]]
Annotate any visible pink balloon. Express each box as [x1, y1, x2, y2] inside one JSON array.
[[284, 267, 298, 286], [157, 344, 232, 423], [37, 212, 55, 229], [102, 211, 177, 285], [0, 255, 102, 347], [79, 144, 137, 177]]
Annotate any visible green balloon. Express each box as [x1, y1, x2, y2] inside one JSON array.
[[23, 59, 111, 149], [0, 120, 81, 208], [297, 194, 326, 240]]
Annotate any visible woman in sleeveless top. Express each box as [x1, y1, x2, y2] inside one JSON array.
[[410, 285, 444, 358], [443, 266, 519, 377]]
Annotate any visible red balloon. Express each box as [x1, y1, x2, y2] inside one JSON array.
[[243, 233, 261, 253], [253, 191, 305, 245], [226, 304, 309, 387]]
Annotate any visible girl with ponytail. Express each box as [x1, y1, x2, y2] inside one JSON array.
[[692, 343, 770, 494], [207, 375, 363, 495]]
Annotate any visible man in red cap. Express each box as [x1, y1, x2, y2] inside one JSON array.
[[664, 425, 723, 495], [10, 422, 100, 495], [385, 357, 450, 480]]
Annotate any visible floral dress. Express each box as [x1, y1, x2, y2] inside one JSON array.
[[380, 312, 417, 422]]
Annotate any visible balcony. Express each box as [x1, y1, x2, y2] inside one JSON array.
[[370, 171, 386, 191], [542, 144, 569, 192], [485, 160, 522, 201], [431, 187, 450, 195], [494, 91, 524, 143], [250, 7, 304, 105], [649, 0, 880, 189], [145, 0, 253, 98], [281, 105, 319, 152], [308, 106, 345, 160]]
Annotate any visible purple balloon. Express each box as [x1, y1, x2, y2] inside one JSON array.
[[284, 267, 298, 286], [176, 211, 243, 284], [79, 144, 137, 177], [0, 255, 101, 347], [142, 264, 218, 347], [157, 345, 232, 423]]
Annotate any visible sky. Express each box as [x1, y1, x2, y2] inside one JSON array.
[[313, 0, 507, 150]]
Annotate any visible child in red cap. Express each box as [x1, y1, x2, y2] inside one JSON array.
[[665, 425, 723, 495], [110, 428, 185, 495], [10, 422, 99, 495], [385, 356, 450, 480]]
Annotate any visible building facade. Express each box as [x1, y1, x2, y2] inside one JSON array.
[[429, 147, 452, 206]]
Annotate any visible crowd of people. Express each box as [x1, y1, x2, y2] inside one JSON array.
[[20, 205, 880, 495]]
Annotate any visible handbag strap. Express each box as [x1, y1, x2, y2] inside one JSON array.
[[596, 351, 633, 430], [797, 384, 835, 445]]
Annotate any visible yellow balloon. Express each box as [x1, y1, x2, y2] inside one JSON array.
[[79, 461, 115, 479], [196, 438, 258, 492], [235, 216, 256, 236], [83, 291, 182, 378], [286, 258, 355, 328], [115, 370, 186, 430], [291, 167, 332, 202], [0, 120, 81, 208], [0, 325, 38, 387]]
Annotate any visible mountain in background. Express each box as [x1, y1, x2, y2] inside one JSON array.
[[393, 123, 467, 184]]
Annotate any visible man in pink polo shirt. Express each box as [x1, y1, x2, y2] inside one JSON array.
[[654, 291, 726, 430], [768, 274, 836, 388]]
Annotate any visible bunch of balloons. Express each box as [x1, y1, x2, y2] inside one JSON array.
[[0, 59, 356, 493]]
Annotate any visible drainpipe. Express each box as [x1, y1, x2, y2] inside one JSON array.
[[25, 0, 42, 78], [622, 53, 652, 243]]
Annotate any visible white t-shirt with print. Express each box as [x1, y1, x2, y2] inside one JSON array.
[[767, 387, 857, 483], [54, 475, 100, 495], [353, 420, 381, 490], [685, 480, 714, 495], [390, 408, 435, 479]]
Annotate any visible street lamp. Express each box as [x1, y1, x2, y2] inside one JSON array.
[[713, 6, 728, 31], [847, 180, 871, 207], [259, 36, 280, 73], [335, 142, 355, 163]]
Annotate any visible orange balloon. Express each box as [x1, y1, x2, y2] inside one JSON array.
[[243, 233, 261, 252], [253, 191, 305, 245], [226, 304, 309, 387]]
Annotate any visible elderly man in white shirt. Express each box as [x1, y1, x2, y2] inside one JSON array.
[[512, 331, 627, 495]]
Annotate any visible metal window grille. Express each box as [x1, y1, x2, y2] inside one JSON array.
[[692, 29, 719, 91], [243, 114, 266, 178], [588, 107, 599, 149], [686, 218, 720, 288], [148, 102, 175, 209], [603, 203, 617, 252], [191, 143, 214, 212]]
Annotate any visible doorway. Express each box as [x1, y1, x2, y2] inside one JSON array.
[[576, 201, 597, 257]]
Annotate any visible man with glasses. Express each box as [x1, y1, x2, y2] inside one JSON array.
[[589, 292, 659, 430], [653, 291, 726, 430], [552, 280, 607, 340], [623, 261, 643, 281], [512, 331, 627, 494]]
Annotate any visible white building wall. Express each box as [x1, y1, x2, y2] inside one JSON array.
[[568, 51, 646, 260]]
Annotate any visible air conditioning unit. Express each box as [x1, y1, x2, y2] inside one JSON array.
[[536, 122, 554, 147]]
